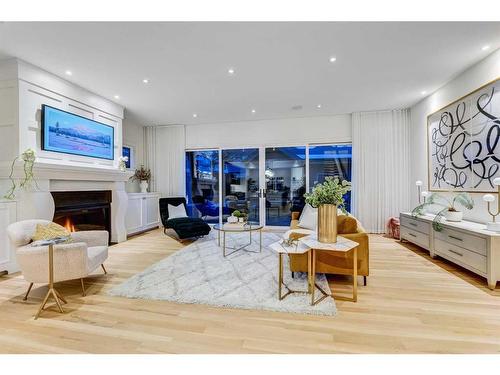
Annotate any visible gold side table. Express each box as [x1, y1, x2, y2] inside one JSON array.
[[301, 235, 359, 304], [33, 237, 69, 319], [269, 239, 312, 300]]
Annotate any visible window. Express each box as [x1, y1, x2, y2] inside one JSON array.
[[309, 144, 352, 212], [122, 146, 132, 169]]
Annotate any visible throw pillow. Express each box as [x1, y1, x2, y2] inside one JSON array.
[[168, 203, 188, 219], [32, 222, 71, 242], [337, 215, 358, 234], [298, 204, 317, 230]]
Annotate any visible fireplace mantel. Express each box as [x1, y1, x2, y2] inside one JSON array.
[[0, 161, 134, 182]]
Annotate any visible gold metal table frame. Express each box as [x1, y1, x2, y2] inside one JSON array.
[[34, 238, 69, 319], [214, 223, 263, 257]]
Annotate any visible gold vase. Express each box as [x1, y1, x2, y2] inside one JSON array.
[[317, 204, 337, 243]]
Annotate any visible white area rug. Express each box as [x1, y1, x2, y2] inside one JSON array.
[[109, 231, 337, 316]]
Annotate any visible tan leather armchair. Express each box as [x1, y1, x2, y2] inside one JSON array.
[[288, 212, 370, 285]]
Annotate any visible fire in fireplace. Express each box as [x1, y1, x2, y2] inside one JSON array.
[[51, 190, 112, 243]]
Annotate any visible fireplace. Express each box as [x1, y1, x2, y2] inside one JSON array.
[[51, 190, 112, 243]]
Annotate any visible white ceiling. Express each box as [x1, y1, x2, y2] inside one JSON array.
[[1, 22, 499, 126]]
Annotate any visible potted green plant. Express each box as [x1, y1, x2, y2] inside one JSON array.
[[412, 192, 474, 231], [231, 210, 248, 223], [304, 176, 351, 243], [3, 148, 39, 200], [131, 165, 151, 193]]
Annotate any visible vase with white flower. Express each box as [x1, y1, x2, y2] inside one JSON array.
[[118, 156, 128, 171]]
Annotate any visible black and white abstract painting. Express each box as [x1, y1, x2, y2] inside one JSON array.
[[428, 79, 500, 192]]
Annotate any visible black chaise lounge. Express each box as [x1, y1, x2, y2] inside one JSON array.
[[159, 197, 211, 240]]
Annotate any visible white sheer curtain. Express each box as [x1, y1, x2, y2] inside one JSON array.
[[351, 109, 411, 233], [144, 125, 186, 197]]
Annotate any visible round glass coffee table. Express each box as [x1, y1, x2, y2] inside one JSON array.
[[213, 222, 263, 257]]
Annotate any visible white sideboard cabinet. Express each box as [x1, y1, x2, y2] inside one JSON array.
[[0, 200, 18, 274], [125, 193, 160, 236], [400, 212, 500, 290]]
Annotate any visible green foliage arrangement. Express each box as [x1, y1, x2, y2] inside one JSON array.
[[304, 176, 351, 214], [231, 210, 247, 218], [3, 148, 39, 200], [412, 192, 474, 231]]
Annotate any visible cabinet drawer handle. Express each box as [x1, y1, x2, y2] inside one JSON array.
[[409, 222, 418, 226], [448, 235, 463, 242], [408, 233, 417, 237], [448, 249, 463, 257]]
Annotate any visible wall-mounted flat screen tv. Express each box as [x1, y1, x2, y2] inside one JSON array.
[[41, 105, 114, 160]]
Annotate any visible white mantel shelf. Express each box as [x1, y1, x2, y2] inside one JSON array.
[[0, 162, 134, 182]]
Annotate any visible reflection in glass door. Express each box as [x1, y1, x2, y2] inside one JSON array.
[[263, 147, 306, 226], [222, 149, 260, 223], [185, 150, 220, 223]]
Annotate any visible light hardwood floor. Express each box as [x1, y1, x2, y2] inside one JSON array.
[[1, 229, 500, 354]]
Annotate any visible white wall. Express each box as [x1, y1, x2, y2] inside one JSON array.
[[122, 117, 145, 192], [410, 48, 500, 223], [0, 59, 124, 171], [185, 114, 352, 149]]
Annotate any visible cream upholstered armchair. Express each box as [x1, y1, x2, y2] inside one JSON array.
[[6, 219, 109, 299]]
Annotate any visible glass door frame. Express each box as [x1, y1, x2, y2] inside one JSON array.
[[186, 141, 352, 228]]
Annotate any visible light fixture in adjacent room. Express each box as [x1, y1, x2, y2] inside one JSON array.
[[421, 90, 427, 95], [316, 104, 322, 109], [329, 56, 337, 63], [415, 180, 423, 203], [251, 109, 256, 114], [228, 68, 235, 75], [65, 70, 73, 76], [142, 78, 149, 84], [192, 113, 198, 118], [482, 45, 491, 51], [114, 95, 120, 100]]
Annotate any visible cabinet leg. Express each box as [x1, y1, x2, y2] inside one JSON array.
[[363, 276, 367, 286], [487, 277, 497, 290]]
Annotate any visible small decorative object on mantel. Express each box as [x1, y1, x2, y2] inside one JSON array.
[[3, 148, 39, 200], [412, 192, 474, 231], [483, 177, 500, 232], [304, 176, 351, 243], [118, 156, 128, 172], [131, 165, 151, 193]]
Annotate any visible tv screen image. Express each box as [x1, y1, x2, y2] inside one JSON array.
[[42, 105, 115, 160]]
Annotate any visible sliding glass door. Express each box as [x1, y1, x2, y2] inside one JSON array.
[[222, 148, 260, 223], [263, 147, 306, 226], [185, 143, 351, 227]]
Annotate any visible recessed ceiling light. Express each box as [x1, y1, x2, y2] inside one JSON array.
[[65, 70, 72, 76], [192, 113, 198, 118], [329, 56, 337, 63], [142, 78, 149, 84], [482, 45, 491, 51], [228, 68, 235, 75], [251, 109, 256, 114], [316, 104, 322, 109], [421, 91, 427, 95], [114, 95, 120, 100]]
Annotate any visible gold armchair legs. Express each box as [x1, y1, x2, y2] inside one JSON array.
[[101, 264, 107, 274], [80, 278, 86, 296]]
